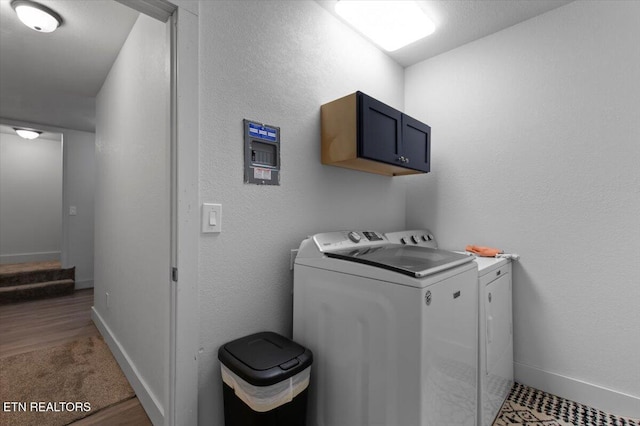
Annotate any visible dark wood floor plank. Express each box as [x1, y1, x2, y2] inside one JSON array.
[[71, 397, 152, 426]]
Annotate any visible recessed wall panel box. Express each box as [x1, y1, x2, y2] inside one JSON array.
[[244, 119, 280, 185]]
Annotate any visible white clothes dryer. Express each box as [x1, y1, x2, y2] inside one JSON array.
[[386, 230, 514, 426], [293, 230, 478, 426], [474, 256, 513, 426]]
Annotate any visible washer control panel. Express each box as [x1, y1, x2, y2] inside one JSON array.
[[347, 231, 361, 243], [312, 231, 387, 252], [385, 229, 438, 248]]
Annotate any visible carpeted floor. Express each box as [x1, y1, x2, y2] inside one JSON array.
[[0, 261, 61, 275], [0, 335, 135, 426], [494, 382, 639, 426], [0, 262, 75, 304]]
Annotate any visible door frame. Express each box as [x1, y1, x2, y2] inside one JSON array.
[[115, 1, 200, 424], [168, 4, 199, 426]]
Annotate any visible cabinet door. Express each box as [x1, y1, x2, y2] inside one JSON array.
[[358, 92, 403, 166], [402, 114, 430, 172]]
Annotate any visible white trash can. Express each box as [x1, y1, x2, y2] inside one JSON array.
[[218, 331, 313, 426]]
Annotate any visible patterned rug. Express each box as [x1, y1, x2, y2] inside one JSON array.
[[494, 383, 639, 426]]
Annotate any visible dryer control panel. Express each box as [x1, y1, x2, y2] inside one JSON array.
[[385, 229, 438, 248]]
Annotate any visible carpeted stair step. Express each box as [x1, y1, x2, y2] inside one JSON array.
[[0, 267, 75, 287], [0, 279, 75, 304]]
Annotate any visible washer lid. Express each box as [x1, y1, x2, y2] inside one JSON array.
[[325, 245, 473, 278]]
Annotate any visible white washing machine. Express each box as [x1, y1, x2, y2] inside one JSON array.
[[293, 230, 478, 426], [385, 230, 514, 426]]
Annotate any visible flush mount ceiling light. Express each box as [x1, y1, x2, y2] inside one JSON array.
[[11, 0, 63, 33], [14, 128, 42, 140], [334, 0, 435, 52]]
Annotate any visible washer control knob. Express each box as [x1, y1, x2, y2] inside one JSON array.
[[347, 231, 361, 243], [422, 235, 428, 241], [411, 235, 420, 244], [400, 237, 408, 245]]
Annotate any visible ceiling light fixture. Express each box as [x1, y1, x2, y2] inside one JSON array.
[[334, 0, 435, 52], [11, 0, 63, 33], [14, 128, 42, 140]]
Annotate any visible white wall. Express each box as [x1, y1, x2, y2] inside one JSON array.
[[404, 0, 640, 416], [0, 131, 62, 263], [93, 13, 170, 425], [197, 1, 405, 423], [61, 129, 95, 288]]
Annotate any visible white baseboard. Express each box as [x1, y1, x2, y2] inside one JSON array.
[[91, 307, 165, 425], [74, 279, 94, 290], [515, 362, 640, 418], [0, 251, 61, 264]]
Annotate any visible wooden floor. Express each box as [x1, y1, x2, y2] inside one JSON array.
[[0, 289, 152, 425]]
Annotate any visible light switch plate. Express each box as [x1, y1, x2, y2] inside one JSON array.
[[202, 203, 222, 233]]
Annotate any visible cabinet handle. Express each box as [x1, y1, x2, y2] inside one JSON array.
[[397, 156, 406, 163], [404, 157, 410, 164]]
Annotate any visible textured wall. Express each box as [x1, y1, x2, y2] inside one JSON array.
[[0, 132, 62, 262], [404, 0, 640, 412], [61, 129, 95, 288], [197, 1, 406, 423], [94, 13, 169, 418]]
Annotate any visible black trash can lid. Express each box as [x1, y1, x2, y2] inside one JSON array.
[[218, 331, 313, 386]]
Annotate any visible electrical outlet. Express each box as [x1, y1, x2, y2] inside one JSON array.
[[290, 249, 298, 270], [106, 292, 110, 309]]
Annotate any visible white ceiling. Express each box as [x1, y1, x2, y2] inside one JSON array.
[[0, 0, 574, 134], [316, 0, 574, 67], [0, 0, 138, 132]]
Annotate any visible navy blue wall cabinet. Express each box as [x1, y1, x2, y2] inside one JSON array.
[[321, 91, 430, 176]]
